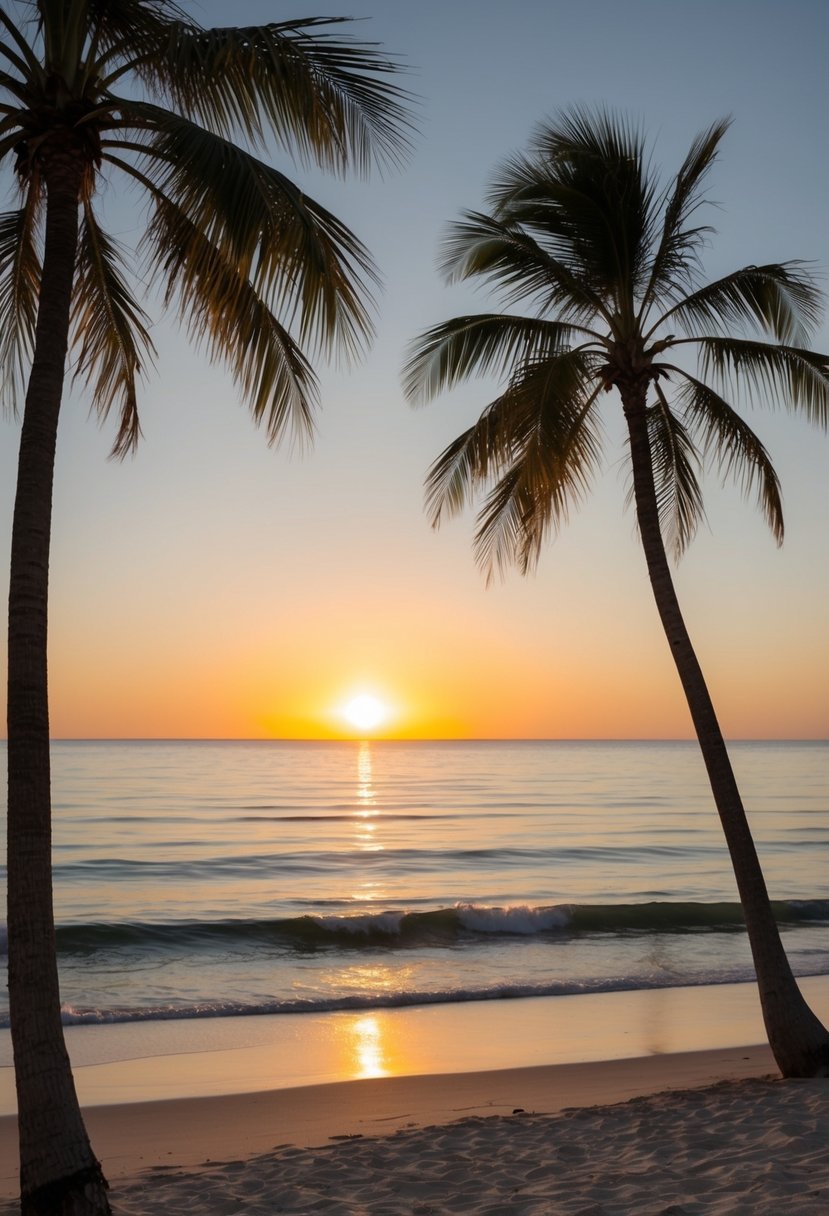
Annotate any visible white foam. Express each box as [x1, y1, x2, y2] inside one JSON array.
[[456, 903, 572, 935]]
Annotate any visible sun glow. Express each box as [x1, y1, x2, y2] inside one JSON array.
[[341, 693, 389, 734]]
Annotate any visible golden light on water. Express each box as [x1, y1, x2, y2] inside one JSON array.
[[357, 740, 375, 803], [353, 741, 383, 852], [350, 743, 388, 903]]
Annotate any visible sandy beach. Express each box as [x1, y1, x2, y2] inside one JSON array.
[[3, 982, 829, 1211], [2, 1043, 829, 1214]]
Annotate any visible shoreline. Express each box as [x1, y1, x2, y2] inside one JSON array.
[[3, 978, 829, 1209], [0, 1044, 780, 1200], [4, 974, 829, 1115]]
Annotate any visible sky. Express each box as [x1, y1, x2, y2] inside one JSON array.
[[1, 0, 828, 740]]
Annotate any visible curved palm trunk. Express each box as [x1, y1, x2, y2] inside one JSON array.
[[622, 386, 829, 1078], [7, 158, 111, 1213]]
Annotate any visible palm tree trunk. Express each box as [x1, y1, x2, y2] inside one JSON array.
[[620, 386, 829, 1077], [7, 156, 112, 1214]]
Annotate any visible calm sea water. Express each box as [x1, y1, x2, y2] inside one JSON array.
[[0, 739, 827, 1027]]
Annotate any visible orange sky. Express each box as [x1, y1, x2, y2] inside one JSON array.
[[41, 451, 828, 740]]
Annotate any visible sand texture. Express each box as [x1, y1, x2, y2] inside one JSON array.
[[2, 1057, 828, 1214], [103, 1078, 829, 1215]]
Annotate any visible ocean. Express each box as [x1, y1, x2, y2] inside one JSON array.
[[1, 739, 827, 1033]]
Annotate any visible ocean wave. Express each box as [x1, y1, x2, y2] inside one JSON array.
[[49, 969, 761, 1026], [1, 899, 826, 958]]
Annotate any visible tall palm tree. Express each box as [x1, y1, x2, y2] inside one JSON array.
[[404, 108, 829, 1079], [0, 2, 412, 1212]]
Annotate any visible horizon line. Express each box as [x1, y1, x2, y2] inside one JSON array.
[[3, 736, 826, 745]]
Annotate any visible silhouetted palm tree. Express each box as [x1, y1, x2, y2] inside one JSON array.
[[0, 2, 411, 1211], [404, 108, 829, 1079]]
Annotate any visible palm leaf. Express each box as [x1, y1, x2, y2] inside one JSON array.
[[119, 108, 379, 359], [0, 68, 31, 106], [440, 209, 610, 326], [0, 8, 45, 81], [71, 205, 156, 456], [675, 372, 785, 542], [514, 107, 658, 302], [696, 336, 829, 426], [533, 105, 648, 173], [403, 313, 583, 405], [119, 16, 414, 173], [143, 195, 318, 447], [487, 156, 644, 298], [425, 410, 511, 527], [464, 353, 604, 578], [639, 385, 705, 558], [472, 462, 537, 581], [641, 118, 729, 310], [662, 263, 822, 345], [84, 0, 194, 97], [0, 194, 42, 415]]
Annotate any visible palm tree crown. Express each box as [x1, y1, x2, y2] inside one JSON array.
[[0, 0, 413, 453], [404, 108, 829, 577]]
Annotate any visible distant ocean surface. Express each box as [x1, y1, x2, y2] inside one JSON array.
[[0, 739, 827, 1029]]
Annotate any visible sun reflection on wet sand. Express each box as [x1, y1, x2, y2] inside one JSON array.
[[322, 969, 418, 1078], [331, 1006, 421, 1080], [351, 1014, 389, 1078]]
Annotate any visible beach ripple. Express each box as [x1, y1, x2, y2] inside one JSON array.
[[3, 1078, 828, 1215]]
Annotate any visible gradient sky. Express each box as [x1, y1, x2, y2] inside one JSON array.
[[1, 0, 828, 740]]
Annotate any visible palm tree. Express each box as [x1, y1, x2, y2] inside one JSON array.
[[0, 2, 411, 1212], [404, 108, 829, 1079]]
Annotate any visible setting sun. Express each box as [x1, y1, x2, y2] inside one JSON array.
[[341, 694, 389, 733]]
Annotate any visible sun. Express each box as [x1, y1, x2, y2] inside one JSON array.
[[341, 693, 389, 733]]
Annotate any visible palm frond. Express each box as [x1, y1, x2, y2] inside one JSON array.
[[513, 107, 659, 302], [425, 411, 511, 527], [0, 7, 45, 80], [440, 209, 609, 326], [663, 263, 822, 345], [88, 0, 193, 88], [637, 385, 705, 558], [0, 195, 42, 415], [403, 313, 586, 405], [696, 336, 829, 426], [121, 16, 414, 173], [143, 195, 319, 447], [641, 118, 729, 310], [675, 372, 785, 542], [71, 205, 156, 456], [486, 154, 650, 303], [533, 105, 647, 172], [432, 351, 605, 579], [0, 68, 30, 106], [125, 108, 379, 360], [90, 0, 192, 38], [473, 388, 604, 581], [472, 462, 537, 582]]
